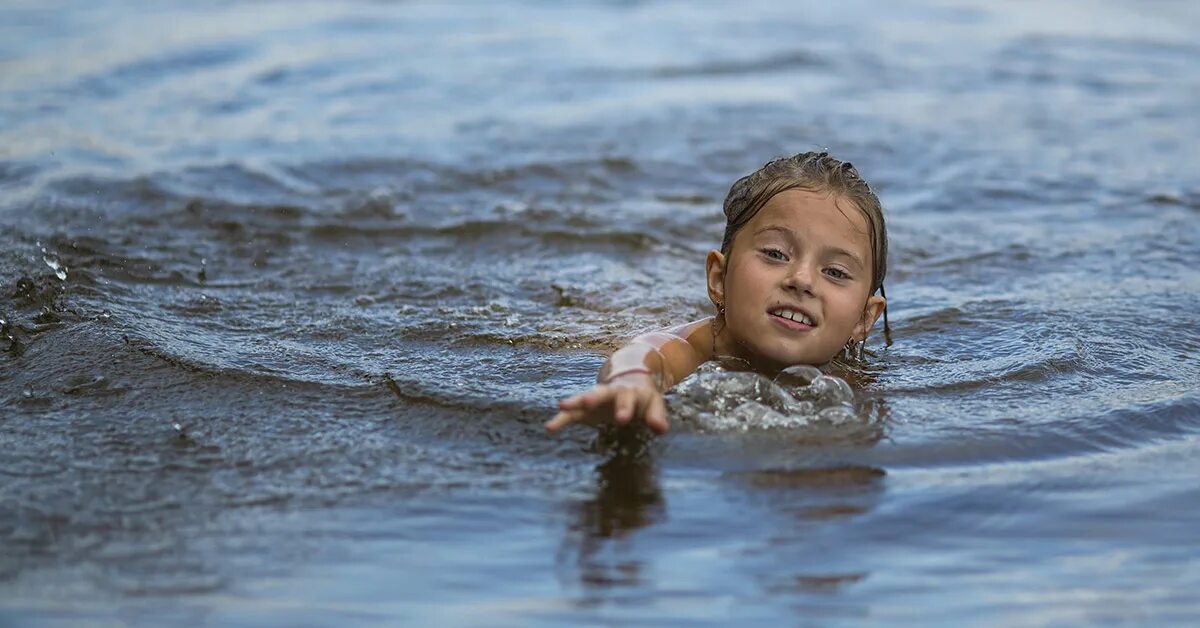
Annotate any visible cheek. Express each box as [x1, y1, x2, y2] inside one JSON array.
[[729, 260, 769, 294], [725, 266, 767, 314], [831, 293, 868, 329]]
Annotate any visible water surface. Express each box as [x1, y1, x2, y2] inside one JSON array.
[[2, 0, 1199, 624]]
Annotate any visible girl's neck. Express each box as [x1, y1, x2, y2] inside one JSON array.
[[711, 321, 787, 376], [710, 317, 839, 375]]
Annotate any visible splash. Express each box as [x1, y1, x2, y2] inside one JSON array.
[[41, 249, 67, 281], [668, 361, 862, 432]]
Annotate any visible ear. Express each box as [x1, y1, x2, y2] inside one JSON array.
[[705, 250, 727, 310], [852, 295, 887, 341]]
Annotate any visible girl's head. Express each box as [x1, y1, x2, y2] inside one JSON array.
[[706, 152, 888, 370]]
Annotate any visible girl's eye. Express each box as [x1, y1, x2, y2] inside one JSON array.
[[824, 267, 851, 280], [761, 248, 787, 261]]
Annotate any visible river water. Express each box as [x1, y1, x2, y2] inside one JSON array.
[[2, 0, 1199, 625]]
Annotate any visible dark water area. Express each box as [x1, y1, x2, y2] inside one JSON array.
[[2, 0, 1199, 624]]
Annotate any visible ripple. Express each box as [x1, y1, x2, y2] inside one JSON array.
[[72, 42, 254, 98], [0, 161, 39, 188], [2, 0, 1200, 619]]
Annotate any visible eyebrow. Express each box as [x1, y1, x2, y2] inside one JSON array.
[[752, 225, 866, 269]]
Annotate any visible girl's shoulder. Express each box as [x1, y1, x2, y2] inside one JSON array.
[[663, 317, 716, 363]]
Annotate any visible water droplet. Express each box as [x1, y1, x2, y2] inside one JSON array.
[[43, 255, 67, 281], [22, 386, 33, 399]]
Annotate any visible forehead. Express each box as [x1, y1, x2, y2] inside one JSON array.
[[743, 188, 871, 247]]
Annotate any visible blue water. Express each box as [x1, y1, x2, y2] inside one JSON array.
[[2, 0, 1199, 624]]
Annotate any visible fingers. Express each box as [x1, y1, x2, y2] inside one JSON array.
[[614, 389, 635, 425], [545, 408, 582, 434], [643, 395, 670, 435], [547, 388, 615, 433], [557, 389, 595, 410], [558, 388, 608, 411], [550, 388, 611, 435], [548, 386, 671, 436]]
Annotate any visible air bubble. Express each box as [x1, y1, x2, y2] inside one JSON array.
[[669, 362, 859, 432], [780, 397, 816, 417], [775, 364, 822, 387], [818, 404, 859, 425], [810, 375, 854, 405]]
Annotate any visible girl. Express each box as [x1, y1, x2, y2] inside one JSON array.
[[546, 152, 888, 435]]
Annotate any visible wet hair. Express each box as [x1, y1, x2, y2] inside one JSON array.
[[720, 151, 888, 298]]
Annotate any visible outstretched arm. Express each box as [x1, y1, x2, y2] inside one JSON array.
[[545, 318, 713, 435]]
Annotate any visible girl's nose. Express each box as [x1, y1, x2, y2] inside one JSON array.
[[783, 264, 815, 295]]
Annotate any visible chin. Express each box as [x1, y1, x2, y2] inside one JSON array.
[[728, 326, 834, 370], [769, 342, 839, 368], [778, 354, 827, 368], [750, 345, 825, 370]]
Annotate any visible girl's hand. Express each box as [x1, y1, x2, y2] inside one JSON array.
[[545, 373, 670, 435]]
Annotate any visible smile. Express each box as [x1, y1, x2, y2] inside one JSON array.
[[768, 307, 815, 331]]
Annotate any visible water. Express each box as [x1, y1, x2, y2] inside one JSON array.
[[2, 0, 1199, 624]]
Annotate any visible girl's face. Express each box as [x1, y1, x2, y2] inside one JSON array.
[[707, 188, 886, 370]]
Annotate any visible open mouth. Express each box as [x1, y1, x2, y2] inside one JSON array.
[[768, 307, 816, 331]]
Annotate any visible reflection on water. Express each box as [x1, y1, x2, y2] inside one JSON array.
[[558, 452, 889, 614], [559, 452, 665, 598], [732, 466, 883, 609]]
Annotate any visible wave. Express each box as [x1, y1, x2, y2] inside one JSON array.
[[597, 50, 828, 80]]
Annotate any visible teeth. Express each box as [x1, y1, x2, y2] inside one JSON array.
[[771, 309, 813, 326]]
